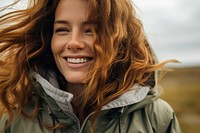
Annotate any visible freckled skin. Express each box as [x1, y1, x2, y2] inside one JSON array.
[[51, 0, 95, 84]]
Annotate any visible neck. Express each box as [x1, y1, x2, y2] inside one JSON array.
[[66, 82, 85, 104], [66, 83, 86, 125]]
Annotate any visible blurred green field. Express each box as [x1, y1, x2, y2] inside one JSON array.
[[159, 67, 200, 133]]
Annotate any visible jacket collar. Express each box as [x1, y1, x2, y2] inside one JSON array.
[[30, 72, 151, 114], [101, 84, 150, 110]]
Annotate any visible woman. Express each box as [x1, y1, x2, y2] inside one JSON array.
[[0, 0, 181, 132]]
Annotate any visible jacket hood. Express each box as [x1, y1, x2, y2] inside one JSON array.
[[30, 71, 159, 115]]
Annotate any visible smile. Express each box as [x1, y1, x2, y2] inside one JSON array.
[[66, 57, 93, 64]]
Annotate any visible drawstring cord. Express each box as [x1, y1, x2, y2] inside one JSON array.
[[118, 113, 122, 133], [47, 105, 58, 133], [50, 114, 56, 133], [118, 107, 124, 133]]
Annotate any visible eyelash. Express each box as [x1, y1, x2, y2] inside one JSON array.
[[55, 28, 70, 33], [54, 27, 94, 35], [84, 28, 93, 34], [85, 28, 92, 32]]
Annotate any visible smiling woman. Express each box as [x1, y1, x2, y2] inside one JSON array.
[[0, 0, 180, 133]]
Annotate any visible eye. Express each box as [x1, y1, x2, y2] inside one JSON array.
[[55, 28, 70, 34], [84, 28, 93, 35]]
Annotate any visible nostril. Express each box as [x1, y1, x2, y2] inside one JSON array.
[[66, 41, 86, 50]]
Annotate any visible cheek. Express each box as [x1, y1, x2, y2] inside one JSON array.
[[51, 36, 56, 55], [51, 36, 63, 55], [85, 37, 95, 51]]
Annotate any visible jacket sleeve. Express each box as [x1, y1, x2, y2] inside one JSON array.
[[147, 98, 181, 133]]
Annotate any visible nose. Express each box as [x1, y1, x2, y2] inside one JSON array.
[[66, 32, 85, 51]]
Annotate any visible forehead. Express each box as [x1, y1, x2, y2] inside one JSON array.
[[55, 0, 89, 18]]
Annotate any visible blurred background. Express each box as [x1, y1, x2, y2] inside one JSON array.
[[1, 0, 200, 132], [133, 0, 200, 132]]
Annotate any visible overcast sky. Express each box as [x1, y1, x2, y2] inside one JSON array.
[[1, 0, 200, 68], [133, 0, 200, 67]]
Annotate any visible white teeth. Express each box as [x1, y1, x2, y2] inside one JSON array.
[[67, 58, 90, 64]]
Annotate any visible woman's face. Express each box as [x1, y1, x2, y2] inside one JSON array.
[[51, 0, 95, 84]]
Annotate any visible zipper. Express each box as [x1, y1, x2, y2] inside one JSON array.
[[65, 111, 81, 130], [79, 112, 95, 133], [79, 107, 124, 133]]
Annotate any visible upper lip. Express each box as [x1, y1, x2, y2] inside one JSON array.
[[62, 55, 94, 59]]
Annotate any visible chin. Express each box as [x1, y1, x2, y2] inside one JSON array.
[[64, 76, 85, 84], [67, 80, 84, 84]]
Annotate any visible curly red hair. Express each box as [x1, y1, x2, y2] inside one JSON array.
[[0, 0, 174, 130]]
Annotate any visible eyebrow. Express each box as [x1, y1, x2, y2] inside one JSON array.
[[54, 20, 94, 25], [54, 20, 69, 24]]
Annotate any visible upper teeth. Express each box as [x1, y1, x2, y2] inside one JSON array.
[[67, 58, 89, 64]]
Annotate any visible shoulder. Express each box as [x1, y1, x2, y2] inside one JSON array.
[[0, 113, 51, 133], [0, 112, 26, 132], [121, 98, 181, 133], [0, 106, 50, 133], [146, 98, 174, 119], [0, 112, 35, 133], [144, 98, 180, 132]]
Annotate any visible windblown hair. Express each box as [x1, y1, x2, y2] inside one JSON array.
[[0, 0, 172, 130], [0, 0, 59, 126]]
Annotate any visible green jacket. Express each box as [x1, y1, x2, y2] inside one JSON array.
[[0, 72, 181, 133]]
